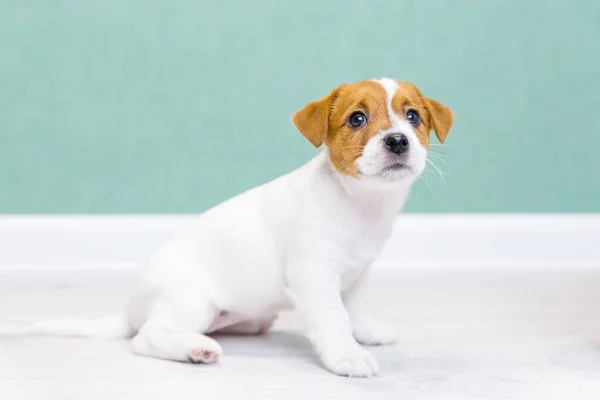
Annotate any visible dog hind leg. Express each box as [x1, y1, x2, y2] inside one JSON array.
[[130, 297, 223, 364]]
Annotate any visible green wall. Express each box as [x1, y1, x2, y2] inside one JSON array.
[[1, 0, 599, 213]]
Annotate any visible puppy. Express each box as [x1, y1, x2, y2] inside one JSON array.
[[22, 78, 453, 378]]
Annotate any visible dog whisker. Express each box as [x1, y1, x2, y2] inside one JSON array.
[[419, 169, 440, 203], [425, 158, 446, 187]]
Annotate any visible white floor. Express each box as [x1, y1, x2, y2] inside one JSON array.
[[2, 267, 600, 399]]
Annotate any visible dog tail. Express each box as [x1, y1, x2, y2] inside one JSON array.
[[1, 313, 132, 339]]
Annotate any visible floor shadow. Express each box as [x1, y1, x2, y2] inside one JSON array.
[[214, 329, 320, 366]]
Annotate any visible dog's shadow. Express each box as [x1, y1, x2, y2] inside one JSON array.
[[213, 329, 420, 376], [214, 330, 319, 365]]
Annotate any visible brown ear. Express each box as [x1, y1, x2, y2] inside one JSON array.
[[292, 87, 342, 148], [425, 98, 454, 144]]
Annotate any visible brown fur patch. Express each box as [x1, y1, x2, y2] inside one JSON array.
[[325, 81, 391, 175], [392, 81, 454, 147], [391, 82, 433, 149], [292, 79, 454, 176]]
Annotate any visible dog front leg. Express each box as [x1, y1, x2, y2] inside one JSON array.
[[343, 269, 398, 346], [285, 266, 379, 378]]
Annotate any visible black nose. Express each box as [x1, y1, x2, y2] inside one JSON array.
[[384, 133, 410, 154]]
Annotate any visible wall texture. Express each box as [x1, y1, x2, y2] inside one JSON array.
[[1, 0, 599, 213]]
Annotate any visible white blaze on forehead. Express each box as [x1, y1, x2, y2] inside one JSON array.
[[373, 77, 398, 101], [372, 77, 402, 126], [371, 77, 408, 130]]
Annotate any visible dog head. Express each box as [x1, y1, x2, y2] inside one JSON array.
[[292, 78, 454, 184]]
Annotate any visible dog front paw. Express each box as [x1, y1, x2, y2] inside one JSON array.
[[320, 345, 379, 378], [352, 319, 397, 346]]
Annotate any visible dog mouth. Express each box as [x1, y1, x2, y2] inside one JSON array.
[[381, 162, 411, 173]]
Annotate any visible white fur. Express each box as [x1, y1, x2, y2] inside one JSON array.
[[17, 78, 428, 378]]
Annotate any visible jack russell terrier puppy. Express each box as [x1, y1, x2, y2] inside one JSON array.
[[20, 77, 454, 378]]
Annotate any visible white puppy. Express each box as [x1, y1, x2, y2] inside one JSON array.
[[22, 77, 454, 378]]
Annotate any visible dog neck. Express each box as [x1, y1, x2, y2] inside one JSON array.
[[315, 151, 410, 222]]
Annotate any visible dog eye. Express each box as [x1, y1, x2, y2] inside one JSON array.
[[405, 109, 421, 127], [348, 111, 368, 128]]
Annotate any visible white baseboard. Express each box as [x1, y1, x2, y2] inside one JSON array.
[[0, 214, 599, 271]]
